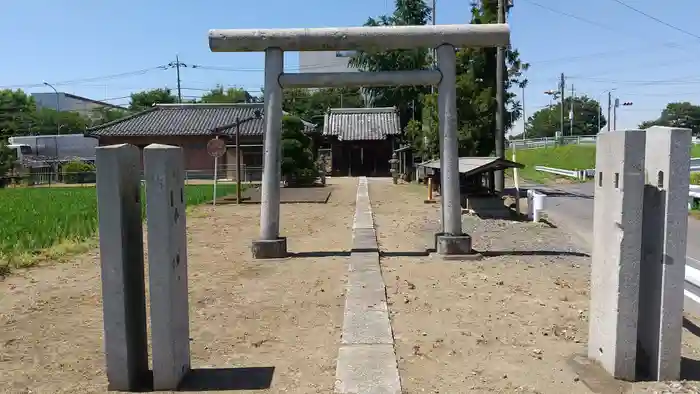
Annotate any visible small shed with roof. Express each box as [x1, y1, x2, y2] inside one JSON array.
[[321, 107, 401, 176]]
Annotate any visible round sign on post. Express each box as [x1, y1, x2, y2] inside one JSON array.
[[207, 138, 226, 158]]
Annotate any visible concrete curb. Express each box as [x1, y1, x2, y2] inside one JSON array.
[[334, 177, 402, 394]]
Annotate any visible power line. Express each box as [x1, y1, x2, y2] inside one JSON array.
[[521, 0, 619, 32], [607, 0, 700, 40], [520, 0, 696, 64], [0, 67, 168, 89]]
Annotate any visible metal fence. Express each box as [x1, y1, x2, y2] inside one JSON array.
[[1, 164, 265, 188], [510, 135, 700, 150], [508, 135, 598, 150]]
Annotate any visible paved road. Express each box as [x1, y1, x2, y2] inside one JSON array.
[[529, 181, 700, 270]]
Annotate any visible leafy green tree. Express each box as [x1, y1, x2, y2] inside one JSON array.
[[90, 107, 129, 126], [639, 102, 700, 134], [200, 85, 253, 103], [0, 141, 15, 182], [522, 96, 605, 138], [129, 88, 177, 111], [0, 89, 37, 138], [352, 0, 529, 158], [283, 88, 364, 128], [281, 115, 317, 185], [33, 107, 90, 135], [348, 0, 431, 128]]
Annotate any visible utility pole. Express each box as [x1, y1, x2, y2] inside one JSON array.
[[494, 0, 506, 192], [570, 84, 575, 135], [430, 0, 436, 94], [522, 85, 526, 140], [559, 73, 565, 138], [607, 92, 612, 132], [168, 55, 189, 103]]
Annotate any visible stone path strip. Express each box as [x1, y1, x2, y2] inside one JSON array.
[[334, 177, 402, 394]]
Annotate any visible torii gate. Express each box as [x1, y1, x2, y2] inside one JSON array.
[[208, 23, 510, 259]]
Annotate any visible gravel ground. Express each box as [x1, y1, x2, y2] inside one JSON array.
[[369, 179, 700, 394], [0, 177, 358, 394]]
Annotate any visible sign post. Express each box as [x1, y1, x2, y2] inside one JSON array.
[[206, 137, 226, 206]]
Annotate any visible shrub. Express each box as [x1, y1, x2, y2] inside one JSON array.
[[691, 172, 700, 186], [62, 161, 96, 184], [281, 115, 317, 186]]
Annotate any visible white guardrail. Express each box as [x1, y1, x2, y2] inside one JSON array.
[[685, 262, 700, 316], [535, 158, 700, 182], [534, 166, 593, 180], [510, 135, 700, 150]]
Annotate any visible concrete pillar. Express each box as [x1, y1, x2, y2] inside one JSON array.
[[95, 144, 149, 391], [437, 44, 460, 234], [588, 129, 646, 381], [638, 126, 691, 381], [253, 47, 288, 259], [434, 44, 472, 256], [143, 144, 191, 390]]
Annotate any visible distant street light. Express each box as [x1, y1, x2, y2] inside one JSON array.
[[544, 90, 560, 108], [613, 98, 633, 130], [43, 81, 61, 136]]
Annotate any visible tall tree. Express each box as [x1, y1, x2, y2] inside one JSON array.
[[283, 88, 364, 128], [0, 141, 15, 180], [522, 96, 605, 138], [89, 107, 129, 126], [348, 0, 431, 128], [33, 107, 91, 135], [409, 1, 529, 157], [0, 89, 37, 138], [639, 102, 700, 134], [200, 85, 253, 103], [129, 88, 177, 111]]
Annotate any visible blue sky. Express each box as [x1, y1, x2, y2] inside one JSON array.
[[2, 0, 699, 135]]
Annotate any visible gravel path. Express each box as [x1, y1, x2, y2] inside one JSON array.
[[370, 179, 592, 393], [0, 177, 358, 394]]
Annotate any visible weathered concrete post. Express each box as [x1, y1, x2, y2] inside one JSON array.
[[637, 126, 691, 381], [252, 47, 288, 259], [588, 130, 646, 380], [435, 43, 473, 255], [143, 144, 191, 390], [95, 144, 149, 391]]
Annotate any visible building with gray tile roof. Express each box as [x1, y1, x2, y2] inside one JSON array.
[[322, 107, 401, 141], [87, 103, 316, 178], [320, 107, 401, 177], [86, 103, 315, 137]]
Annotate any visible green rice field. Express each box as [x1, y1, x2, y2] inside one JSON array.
[[0, 184, 237, 263]]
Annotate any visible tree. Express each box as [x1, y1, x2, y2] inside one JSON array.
[[348, 0, 431, 128], [129, 88, 177, 111], [0, 89, 37, 138], [522, 96, 605, 138], [200, 85, 254, 103], [639, 102, 700, 134], [33, 107, 90, 135], [406, 1, 529, 158], [0, 141, 15, 182], [90, 107, 129, 126], [281, 115, 317, 186], [283, 88, 364, 128]]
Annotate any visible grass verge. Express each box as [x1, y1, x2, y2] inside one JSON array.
[[0, 183, 239, 277], [508, 144, 700, 184]]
